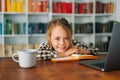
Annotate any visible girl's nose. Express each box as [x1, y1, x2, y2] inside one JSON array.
[[60, 39, 65, 44]]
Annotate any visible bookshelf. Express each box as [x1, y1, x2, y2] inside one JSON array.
[[0, 0, 115, 57], [74, 0, 115, 53]]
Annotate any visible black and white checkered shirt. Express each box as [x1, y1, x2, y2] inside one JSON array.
[[36, 40, 99, 60]]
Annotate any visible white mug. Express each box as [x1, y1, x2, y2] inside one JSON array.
[[12, 49, 37, 68]]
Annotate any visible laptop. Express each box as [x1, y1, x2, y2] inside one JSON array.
[[79, 23, 120, 71]]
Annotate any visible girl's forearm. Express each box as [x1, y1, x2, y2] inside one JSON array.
[[57, 52, 67, 57]]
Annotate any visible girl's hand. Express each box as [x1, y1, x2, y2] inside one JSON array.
[[57, 47, 78, 57], [67, 47, 90, 55], [77, 47, 90, 55], [64, 47, 78, 56], [57, 46, 90, 57]]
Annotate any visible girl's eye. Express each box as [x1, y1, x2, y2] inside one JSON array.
[[64, 37, 69, 40], [55, 37, 60, 40], [55, 37, 70, 41]]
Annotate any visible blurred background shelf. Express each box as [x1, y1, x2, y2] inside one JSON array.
[[0, 0, 116, 57]]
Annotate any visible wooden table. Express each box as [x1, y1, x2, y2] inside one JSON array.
[[0, 56, 120, 80]]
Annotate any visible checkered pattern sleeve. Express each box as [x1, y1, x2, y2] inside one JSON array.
[[72, 40, 99, 55], [36, 42, 57, 60]]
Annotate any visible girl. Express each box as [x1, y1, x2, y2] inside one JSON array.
[[37, 18, 99, 60]]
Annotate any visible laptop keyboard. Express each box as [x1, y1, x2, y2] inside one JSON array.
[[91, 63, 105, 68]]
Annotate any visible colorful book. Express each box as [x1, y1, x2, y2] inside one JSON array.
[[16, 0, 22, 12], [75, 2, 79, 13], [4, 19, 12, 34], [28, 23, 34, 34], [7, 0, 11, 12], [23, 23, 26, 34], [79, 3, 84, 13], [37, 1, 42, 12]]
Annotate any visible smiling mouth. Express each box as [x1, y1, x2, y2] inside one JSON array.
[[58, 47, 66, 50]]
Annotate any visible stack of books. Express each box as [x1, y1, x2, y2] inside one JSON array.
[[29, 44, 39, 50], [95, 36, 111, 52], [52, 1, 72, 13], [75, 2, 93, 14], [75, 23, 93, 34], [28, 0, 49, 12], [4, 19, 26, 35], [4, 43, 39, 57], [96, 1, 114, 13], [4, 0, 26, 12], [95, 21, 114, 33], [28, 23, 47, 34], [4, 44, 27, 57]]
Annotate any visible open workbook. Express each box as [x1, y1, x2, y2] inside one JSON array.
[[51, 54, 98, 62]]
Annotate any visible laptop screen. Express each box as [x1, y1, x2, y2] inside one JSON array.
[[79, 23, 120, 71]]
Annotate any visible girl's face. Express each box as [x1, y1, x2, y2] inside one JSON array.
[[50, 25, 71, 53]]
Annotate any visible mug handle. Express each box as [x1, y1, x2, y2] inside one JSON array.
[[12, 53, 19, 63]]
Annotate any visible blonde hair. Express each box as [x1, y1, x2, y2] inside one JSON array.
[[47, 18, 73, 49]]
